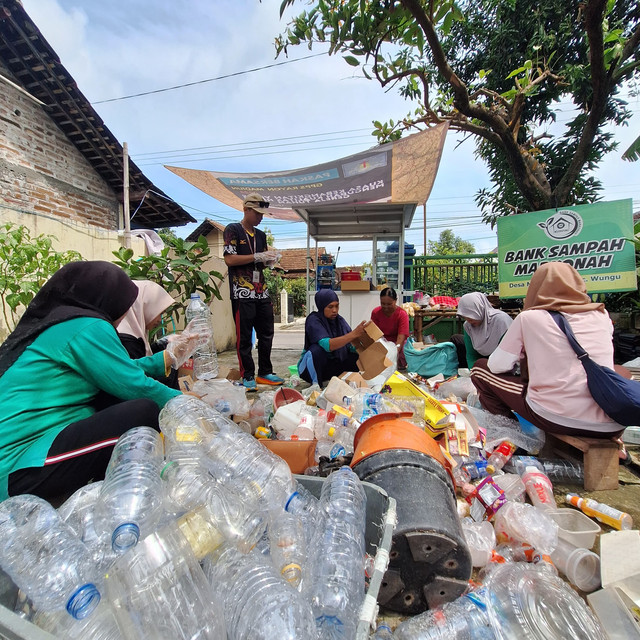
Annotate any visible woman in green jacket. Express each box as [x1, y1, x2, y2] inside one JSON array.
[[0, 261, 184, 502]]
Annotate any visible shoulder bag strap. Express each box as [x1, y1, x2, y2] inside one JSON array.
[[547, 310, 589, 360]]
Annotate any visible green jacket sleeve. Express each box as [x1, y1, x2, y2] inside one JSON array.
[[463, 328, 482, 369], [62, 319, 181, 408]]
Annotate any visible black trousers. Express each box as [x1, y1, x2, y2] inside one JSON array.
[[8, 398, 160, 502], [232, 297, 274, 379]]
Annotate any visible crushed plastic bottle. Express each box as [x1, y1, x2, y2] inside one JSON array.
[[185, 293, 219, 380], [521, 466, 556, 511]]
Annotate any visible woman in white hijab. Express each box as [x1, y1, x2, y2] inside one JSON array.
[[118, 280, 175, 358], [455, 292, 513, 368]]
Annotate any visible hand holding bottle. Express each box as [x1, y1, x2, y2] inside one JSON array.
[[165, 322, 211, 370]]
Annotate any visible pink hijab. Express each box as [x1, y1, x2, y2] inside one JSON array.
[[117, 281, 174, 355]]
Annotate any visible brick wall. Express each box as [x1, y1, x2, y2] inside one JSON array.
[[0, 60, 120, 230]]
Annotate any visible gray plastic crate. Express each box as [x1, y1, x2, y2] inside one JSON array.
[[0, 476, 395, 640], [296, 474, 397, 640]]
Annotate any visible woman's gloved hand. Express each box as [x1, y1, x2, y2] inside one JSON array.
[[165, 321, 211, 369]]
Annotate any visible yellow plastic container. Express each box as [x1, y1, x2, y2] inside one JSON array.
[[381, 371, 450, 437]]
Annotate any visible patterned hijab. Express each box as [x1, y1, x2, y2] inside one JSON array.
[[457, 292, 513, 356], [0, 261, 138, 378], [117, 280, 174, 355], [524, 262, 604, 313]]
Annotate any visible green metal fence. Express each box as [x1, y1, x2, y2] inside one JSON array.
[[409, 253, 499, 297]]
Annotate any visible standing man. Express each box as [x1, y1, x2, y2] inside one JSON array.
[[223, 193, 284, 390]]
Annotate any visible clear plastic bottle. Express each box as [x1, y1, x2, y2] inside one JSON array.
[[205, 417, 295, 511], [267, 510, 306, 588], [94, 427, 165, 553], [57, 481, 117, 573], [622, 426, 640, 445], [0, 495, 101, 619], [185, 293, 219, 380], [33, 599, 121, 640], [204, 546, 316, 640], [372, 623, 394, 639], [105, 507, 226, 640], [486, 440, 517, 474], [285, 480, 321, 547], [541, 459, 584, 482], [566, 493, 633, 530], [394, 591, 495, 639], [521, 466, 556, 511], [307, 467, 367, 639], [328, 423, 358, 459], [161, 460, 265, 553]]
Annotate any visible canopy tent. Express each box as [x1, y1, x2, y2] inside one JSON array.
[[165, 123, 449, 227]]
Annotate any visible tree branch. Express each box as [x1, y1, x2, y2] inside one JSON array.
[[555, 0, 609, 203]]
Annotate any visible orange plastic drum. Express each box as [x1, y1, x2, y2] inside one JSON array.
[[352, 412, 452, 480]]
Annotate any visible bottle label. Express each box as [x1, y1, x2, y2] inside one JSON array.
[[586, 499, 625, 521], [493, 441, 517, 457]]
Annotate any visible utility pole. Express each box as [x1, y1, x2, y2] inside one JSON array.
[[123, 142, 131, 249]]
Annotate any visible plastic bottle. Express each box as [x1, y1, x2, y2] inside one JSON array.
[[566, 493, 633, 530], [205, 415, 295, 511], [204, 546, 316, 640], [161, 460, 265, 553], [33, 600, 122, 640], [315, 438, 334, 462], [0, 495, 101, 619], [328, 423, 358, 459], [267, 510, 307, 588], [285, 479, 321, 547], [461, 459, 489, 480], [486, 440, 517, 474], [307, 467, 367, 639], [372, 623, 394, 639], [541, 459, 584, 482], [622, 425, 640, 444], [105, 507, 227, 640], [394, 591, 495, 639], [493, 501, 558, 554], [521, 466, 556, 511], [185, 293, 219, 380], [93, 426, 166, 553], [57, 481, 117, 573]]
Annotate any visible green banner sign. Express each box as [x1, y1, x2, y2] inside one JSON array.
[[497, 199, 636, 299]]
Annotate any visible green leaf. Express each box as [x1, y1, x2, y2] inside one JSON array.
[[343, 55, 360, 66]]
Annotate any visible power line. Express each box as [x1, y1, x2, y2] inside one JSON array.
[[93, 52, 327, 104]]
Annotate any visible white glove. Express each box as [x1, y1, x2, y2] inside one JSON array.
[[165, 321, 211, 370], [254, 250, 278, 264]]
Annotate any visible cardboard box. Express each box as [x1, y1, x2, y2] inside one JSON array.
[[341, 281, 371, 291], [351, 321, 392, 380], [338, 371, 370, 388]]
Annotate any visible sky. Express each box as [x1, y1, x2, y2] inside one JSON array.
[[19, 0, 640, 267]]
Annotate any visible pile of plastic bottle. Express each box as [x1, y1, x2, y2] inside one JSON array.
[[0, 396, 371, 640]]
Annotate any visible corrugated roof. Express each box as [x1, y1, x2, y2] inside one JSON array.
[[0, 0, 195, 228]]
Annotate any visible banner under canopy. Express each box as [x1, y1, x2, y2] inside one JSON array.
[[166, 123, 449, 222]]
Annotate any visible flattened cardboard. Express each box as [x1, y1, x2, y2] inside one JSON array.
[[351, 321, 392, 380]]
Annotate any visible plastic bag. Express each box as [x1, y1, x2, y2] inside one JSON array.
[[404, 338, 458, 378], [194, 379, 250, 417]]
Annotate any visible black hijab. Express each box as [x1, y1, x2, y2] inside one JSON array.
[[0, 261, 138, 377]]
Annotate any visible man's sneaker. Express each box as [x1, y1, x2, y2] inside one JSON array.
[[256, 373, 284, 386], [243, 376, 257, 391]]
